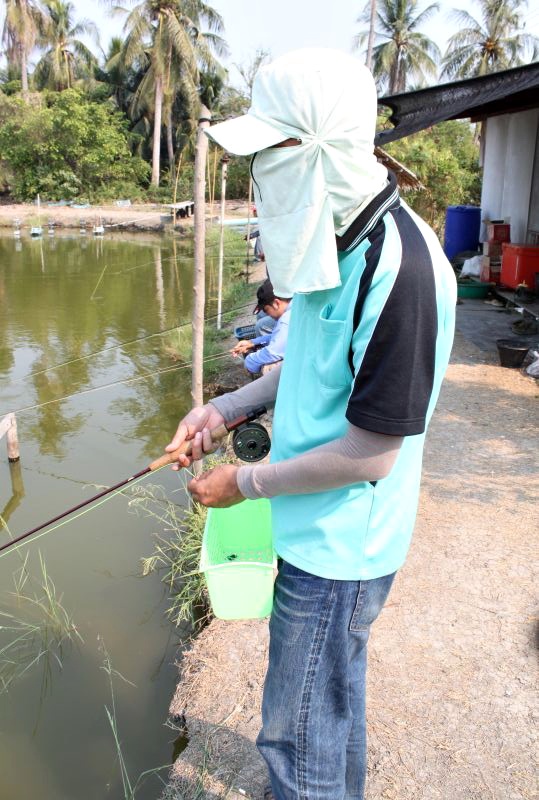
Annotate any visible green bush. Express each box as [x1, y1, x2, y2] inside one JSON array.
[[386, 120, 482, 235], [1, 79, 22, 96], [0, 90, 150, 201], [223, 156, 251, 199]]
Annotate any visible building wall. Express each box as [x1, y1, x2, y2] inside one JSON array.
[[480, 109, 539, 243]]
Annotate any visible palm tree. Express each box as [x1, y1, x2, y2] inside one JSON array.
[[114, 0, 227, 187], [353, 0, 441, 94], [96, 36, 136, 111], [441, 0, 538, 78], [96, 36, 153, 163], [34, 0, 99, 91], [2, 0, 47, 98], [234, 48, 270, 100]]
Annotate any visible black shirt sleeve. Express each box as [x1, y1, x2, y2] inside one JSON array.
[[346, 207, 438, 437]]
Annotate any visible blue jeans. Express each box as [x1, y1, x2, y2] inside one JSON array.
[[255, 312, 276, 337], [257, 561, 396, 800]]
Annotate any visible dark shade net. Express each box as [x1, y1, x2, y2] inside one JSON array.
[[375, 62, 539, 145]]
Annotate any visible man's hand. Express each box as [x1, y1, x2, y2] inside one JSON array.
[[188, 465, 243, 507], [165, 404, 225, 470], [231, 340, 254, 357]]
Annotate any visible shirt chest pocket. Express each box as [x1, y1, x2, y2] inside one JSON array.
[[316, 304, 353, 389]]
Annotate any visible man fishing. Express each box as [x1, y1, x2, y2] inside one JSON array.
[[165, 48, 456, 800], [231, 279, 292, 376]]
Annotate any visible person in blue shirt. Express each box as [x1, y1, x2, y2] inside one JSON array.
[[163, 49, 456, 800], [231, 279, 291, 375]]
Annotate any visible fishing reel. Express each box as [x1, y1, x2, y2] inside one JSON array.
[[232, 422, 271, 462], [222, 405, 271, 463]]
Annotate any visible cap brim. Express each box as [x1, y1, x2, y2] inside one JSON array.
[[205, 113, 286, 155]]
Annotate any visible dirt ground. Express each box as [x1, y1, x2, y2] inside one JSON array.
[[0, 200, 252, 233], [164, 318, 538, 799]]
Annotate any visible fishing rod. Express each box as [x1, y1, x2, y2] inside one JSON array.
[[0, 406, 270, 557]]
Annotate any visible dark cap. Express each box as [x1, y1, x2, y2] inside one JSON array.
[[253, 279, 276, 314]]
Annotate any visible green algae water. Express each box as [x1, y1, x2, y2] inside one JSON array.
[[0, 232, 229, 799]]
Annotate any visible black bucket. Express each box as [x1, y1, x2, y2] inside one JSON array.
[[496, 339, 529, 368]]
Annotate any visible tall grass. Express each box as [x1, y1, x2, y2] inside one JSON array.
[[132, 484, 210, 630], [130, 456, 236, 631], [98, 636, 170, 799], [0, 545, 82, 694]]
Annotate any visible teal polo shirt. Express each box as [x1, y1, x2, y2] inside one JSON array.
[[269, 184, 456, 581]]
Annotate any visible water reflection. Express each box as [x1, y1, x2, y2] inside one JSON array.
[[1, 460, 25, 525], [0, 232, 201, 800], [0, 550, 83, 705]]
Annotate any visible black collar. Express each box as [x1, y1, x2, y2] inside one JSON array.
[[336, 170, 400, 253]]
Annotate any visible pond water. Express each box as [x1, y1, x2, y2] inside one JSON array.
[[0, 232, 230, 799]]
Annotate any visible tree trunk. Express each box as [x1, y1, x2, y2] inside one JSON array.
[[166, 106, 175, 177], [151, 75, 164, 187], [20, 44, 29, 100], [366, 0, 376, 71], [191, 103, 211, 410]]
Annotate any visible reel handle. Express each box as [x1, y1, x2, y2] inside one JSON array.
[[148, 423, 229, 471], [148, 406, 267, 471]]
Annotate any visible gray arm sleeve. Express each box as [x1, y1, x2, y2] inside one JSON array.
[[209, 363, 282, 422], [236, 424, 403, 499]]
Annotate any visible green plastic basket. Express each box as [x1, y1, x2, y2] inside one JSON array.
[[200, 498, 275, 620]]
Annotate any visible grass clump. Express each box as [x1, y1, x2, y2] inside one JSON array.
[[0, 547, 82, 694], [137, 487, 210, 630], [130, 455, 237, 631]]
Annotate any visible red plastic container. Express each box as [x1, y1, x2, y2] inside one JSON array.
[[500, 244, 539, 289], [487, 223, 511, 243]]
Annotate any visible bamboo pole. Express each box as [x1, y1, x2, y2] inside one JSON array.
[[191, 104, 211, 411], [206, 152, 212, 220], [217, 155, 230, 329], [245, 176, 253, 284], [211, 146, 218, 222]]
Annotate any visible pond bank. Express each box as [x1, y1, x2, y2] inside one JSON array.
[[163, 329, 538, 800], [0, 200, 253, 233]]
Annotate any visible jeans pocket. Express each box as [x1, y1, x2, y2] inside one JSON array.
[[349, 572, 396, 632]]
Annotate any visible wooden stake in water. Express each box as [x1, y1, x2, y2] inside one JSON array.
[[245, 177, 253, 284], [0, 413, 19, 462]]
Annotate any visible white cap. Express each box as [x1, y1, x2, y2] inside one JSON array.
[[206, 48, 377, 155], [205, 48, 387, 297], [206, 111, 286, 155]]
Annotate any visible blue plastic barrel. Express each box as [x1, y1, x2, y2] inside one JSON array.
[[444, 205, 481, 260]]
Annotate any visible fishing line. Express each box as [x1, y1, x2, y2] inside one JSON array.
[[26, 464, 108, 486], [6, 351, 232, 416], [0, 468, 158, 563], [117, 250, 249, 276], [5, 301, 253, 386], [89, 262, 109, 300], [32, 241, 248, 281], [0, 407, 268, 559]]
